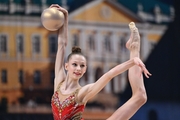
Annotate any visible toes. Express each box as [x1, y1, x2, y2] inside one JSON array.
[[127, 22, 140, 51], [130, 26, 140, 42], [129, 22, 136, 29]]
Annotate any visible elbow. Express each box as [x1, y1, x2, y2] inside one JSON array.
[[133, 88, 147, 105]]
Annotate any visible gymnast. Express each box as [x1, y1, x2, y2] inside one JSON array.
[[50, 4, 151, 120]]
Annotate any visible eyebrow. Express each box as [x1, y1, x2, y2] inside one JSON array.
[[71, 61, 85, 64]]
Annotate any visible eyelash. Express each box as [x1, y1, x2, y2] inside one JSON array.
[[72, 63, 77, 66], [72, 63, 85, 68], [80, 65, 85, 67]]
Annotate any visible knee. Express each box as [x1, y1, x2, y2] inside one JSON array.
[[139, 90, 147, 105]]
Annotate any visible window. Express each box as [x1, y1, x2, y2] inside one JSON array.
[[0, 35, 7, 53], [95, 67, 104, 92], [88, 34, 96, 50], [49, 35, 57, 54], [72, 34, 79, 46], [32, 35, 41, 53], [33, 70, 41, 84], [50, 70, 55, 84], [119, 34, 127, 53], [1, 70, 7, 83], [17, 34, 24, 53], [104, 33, 112, 52], [82, 67, 88, 82], [151, 42, 156, 49], [110, 78, 115, 93], [95, 67, 103, 82], [19, 70, 24, 84]]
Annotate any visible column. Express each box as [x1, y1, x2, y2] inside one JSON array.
[[88, 61, 95, 84], [120, 72, 128, 92], [104, 62, 111, 93], [79, 29, 86, 52], [141, 32, 149, 61], [114, 77, 120, 93], [121, 31, 129, 62], [96, 30, 103, 58]]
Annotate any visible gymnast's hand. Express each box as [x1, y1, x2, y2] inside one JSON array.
[[49, 4, 68, 46], [133, 57, 152, 78]]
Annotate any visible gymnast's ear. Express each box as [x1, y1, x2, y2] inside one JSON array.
[[65, 63, 68, 70]]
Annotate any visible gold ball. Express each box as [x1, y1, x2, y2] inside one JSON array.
[[41, 8, 65, 31]]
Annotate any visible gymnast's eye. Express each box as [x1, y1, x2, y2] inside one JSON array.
[[72, 63, 77, 66], [80, 64, 85, 68]]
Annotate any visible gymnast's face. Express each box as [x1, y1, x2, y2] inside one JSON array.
[[65, 54, 87, 80]]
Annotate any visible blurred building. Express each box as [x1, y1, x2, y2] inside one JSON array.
[[0, 0, 171, 115], [119, 0, 180, 120], [0, 0, 55, 106]]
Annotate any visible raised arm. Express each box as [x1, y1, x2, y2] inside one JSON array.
[[49, 4, 68, 91], [79, 57, 150, 103]]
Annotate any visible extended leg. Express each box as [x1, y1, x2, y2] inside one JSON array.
[[107, 22, 147, 120]]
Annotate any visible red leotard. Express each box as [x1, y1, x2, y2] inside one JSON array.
[[51, 83, 85, 120]]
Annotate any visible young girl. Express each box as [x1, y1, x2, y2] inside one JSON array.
[[50, 4, 151, 120]]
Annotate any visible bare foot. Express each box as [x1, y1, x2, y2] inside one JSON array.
[[126, 22, 140, 51]]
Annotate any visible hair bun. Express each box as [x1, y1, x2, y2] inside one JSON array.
[[72, 46, 81, 53]]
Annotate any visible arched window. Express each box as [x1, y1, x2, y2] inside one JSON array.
[[80, 67, 88, 85], [110, 78, 115, 93], [119, 33, 127, 53], [95, 67, 103, 82], [19, 70, 24, 84], [72, 34, 79, 46], [0, 35, 7, 53], [33, 70, 41, 84], [104, 33, 112, 52], [1, 69, 7, 83], [49, 34, 58, 55], [32, 35, 41, 54], [88, 34, 95, 51], [16, 34, 24, 54], [50, 70, 55, 84], [109, 66, 116, 93]]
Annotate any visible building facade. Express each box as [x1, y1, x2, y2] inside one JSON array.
[[0, 0, 168, 112]]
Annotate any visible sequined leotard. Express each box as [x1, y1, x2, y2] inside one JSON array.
[[51, 83, 85, 120]]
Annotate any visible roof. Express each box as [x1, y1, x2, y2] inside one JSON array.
[[0, 0, 173, 15], [68, 0, 143, 23], [117, 0, 173, 15], [121, 0, 180, 102]]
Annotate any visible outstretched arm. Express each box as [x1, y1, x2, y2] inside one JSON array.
[[50, 4, 68, 91], [78, 57, 150, 104]]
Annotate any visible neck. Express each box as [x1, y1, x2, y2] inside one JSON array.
[[64, 74, 80, 90]]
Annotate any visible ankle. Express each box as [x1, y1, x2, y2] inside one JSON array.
[[129, 42, 140, 51], [130, 51, 139, 58]]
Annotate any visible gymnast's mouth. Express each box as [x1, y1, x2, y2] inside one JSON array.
[[74, 72, 81, 76]]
